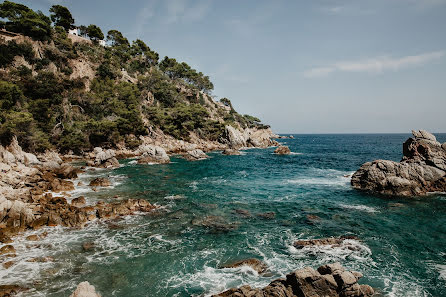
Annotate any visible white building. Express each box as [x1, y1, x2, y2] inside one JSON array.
[[68, 28, 79, 36], [99, 39, 106, 47]]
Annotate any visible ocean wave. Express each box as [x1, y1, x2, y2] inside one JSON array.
[[339, 203, 378, 213], [436, 264, 446, 280]]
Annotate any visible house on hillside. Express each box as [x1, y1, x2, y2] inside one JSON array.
[[68, 28, 79, 36]]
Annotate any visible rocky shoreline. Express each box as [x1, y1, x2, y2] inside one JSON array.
[[351, 130, 446, 196]]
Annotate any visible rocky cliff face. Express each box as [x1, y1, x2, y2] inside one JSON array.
[[213, 262, 374, 297], [351, 130, 446, 196]]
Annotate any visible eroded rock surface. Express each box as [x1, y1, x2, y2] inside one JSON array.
[[351, 130, 446, 196], [274, 145, 291, 155], [70, 281, 101, 297], [213, 263, 374, 297]]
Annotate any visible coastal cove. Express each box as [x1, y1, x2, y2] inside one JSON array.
[[1, 134, 446, 296]]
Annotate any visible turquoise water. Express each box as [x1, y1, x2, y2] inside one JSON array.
[[2, 134, 446, 297]]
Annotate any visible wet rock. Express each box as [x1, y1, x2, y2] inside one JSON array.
[[72, 196, 87, 207], [50, 178, 75, 192], [213, 263, 374, 297], [184, 149, 208, 161], [234, 209, 251, 217], [257, 212, 276, 219], [0, 285, 28, 296], [55, 164, 80, 179], [221, 258, 268, 274], [82, 241, 95, 252], [0, 245, 15, 255], [192, 216, 238, 233], [352, 130, 446, 196], [70, 281, 101, 297], [222, 149, 241, 156], [294, 236, 358, 249], [274, 145, 291, 155], [0, 232, 12, 244], [89, 147, 120, 168], [89, 178, 111, 187], [2, 261, 14, 269], [306, 214, 321, 224], [26, 234, 39, 241]]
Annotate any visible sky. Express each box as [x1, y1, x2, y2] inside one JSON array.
[[10, 0, 446, 133]]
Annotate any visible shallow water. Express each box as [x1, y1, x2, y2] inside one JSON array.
[[1, 134, 446, 297]]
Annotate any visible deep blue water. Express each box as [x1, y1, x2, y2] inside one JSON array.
[[2, 134, 446, 297]]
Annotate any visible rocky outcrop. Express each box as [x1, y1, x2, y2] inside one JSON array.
[[70, 281, 101, 297], [351, 130, 446, 196], [293, 236, 358, 249], [136, 144, 170, 164], [213, 263, 374, 297], [221, 258, 268, 274], [184, 149, 208, 161], [89, 177, 111, 187], [274, 145, 291, 155], [86, 147, 120, 168], [223, 126, 278, 149]]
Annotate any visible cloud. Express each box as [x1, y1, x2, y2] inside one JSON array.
[[304, 51, 445, 78], [165, 0, 211, 24]]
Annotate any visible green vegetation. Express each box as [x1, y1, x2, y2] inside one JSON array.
[[0, 1, 268, 153]]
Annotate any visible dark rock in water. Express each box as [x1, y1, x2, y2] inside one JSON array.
[[55, 164, 80, 179], [192, 216, 238, 233], [0, 285, 28, 296], [257, 212, 276, 219], [212, 263, 374, 297], [274, 145, 291, 155], [234, 209, 251, 217], [222, 149, 241, 156], [82, 241, 95, 252], [294, 236, 359, 249], [352, 130, 446, 196], [306, 214, 321, 224], [183, 149, 208, 161], [220, 258, 267, 274], [89, 177, 111, 187], [0, 244, 15, 255]]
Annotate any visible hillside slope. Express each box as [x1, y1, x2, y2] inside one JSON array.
[[0, 1, 276, 154]]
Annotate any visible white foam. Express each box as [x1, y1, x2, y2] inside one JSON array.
[[339, 204, 378, 213], [436, 264, 446, 280]]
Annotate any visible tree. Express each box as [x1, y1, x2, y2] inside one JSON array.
[[0, 1, 51, 40], [49, 5, 74, 31], [78, 25, 87, 37], [86, 24, 104, 41], [106, 29, 129, 47]]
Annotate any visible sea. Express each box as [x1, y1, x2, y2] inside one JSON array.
[[1, 134, 446, 297]]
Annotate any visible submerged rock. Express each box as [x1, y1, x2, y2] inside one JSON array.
[[89, 177, 111, 187], [352, 130, 446, 196], [0, 285, 28, 296], [257, 212, 276, 219], [213, 262, 373, 297], [221, 258, 268, 274], [274, 145, 291, 155], [192, 215, 238, 232], [70, 281, 101, 297]]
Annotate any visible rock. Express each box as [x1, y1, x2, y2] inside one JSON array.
[[50, 178, 75, 192], [352, 130, 446, 196], [293, 236, 358, 249], [257, 212, 276, 219], [0, 244, 15, 255], [224, 125, 247, 149], [0, 285, 28, 296], [89, 178, 111, 187], [234, 209, 251, 217], [82, 241, 95, 252], [213, 263, 374, 297], [55, 164, 80, 179], [137, 144, 170, 164], [222, 149, 241, 156], [26, 234, 39, 241], [3, 261, 15, 269], [274, 145, 291, 155], [70, 281, 101, 297], [184, 149, 208, 161], [72, 196, 86, 207], [221, 258, 268, 274], [192, 216, 238, 233], [89, 148, 120, 168]]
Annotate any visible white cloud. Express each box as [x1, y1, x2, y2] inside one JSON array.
[[304, 51, 445, 78]]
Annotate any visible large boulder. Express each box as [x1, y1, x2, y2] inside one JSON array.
[[88, 148, 120, 168], [220, 258, 268, 274], [136, 144, 170, 164], [274, 145, 291, 155], [213, 263, 373, 297], [352, 130, 446, 196], [184, 149, 208, 161]]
